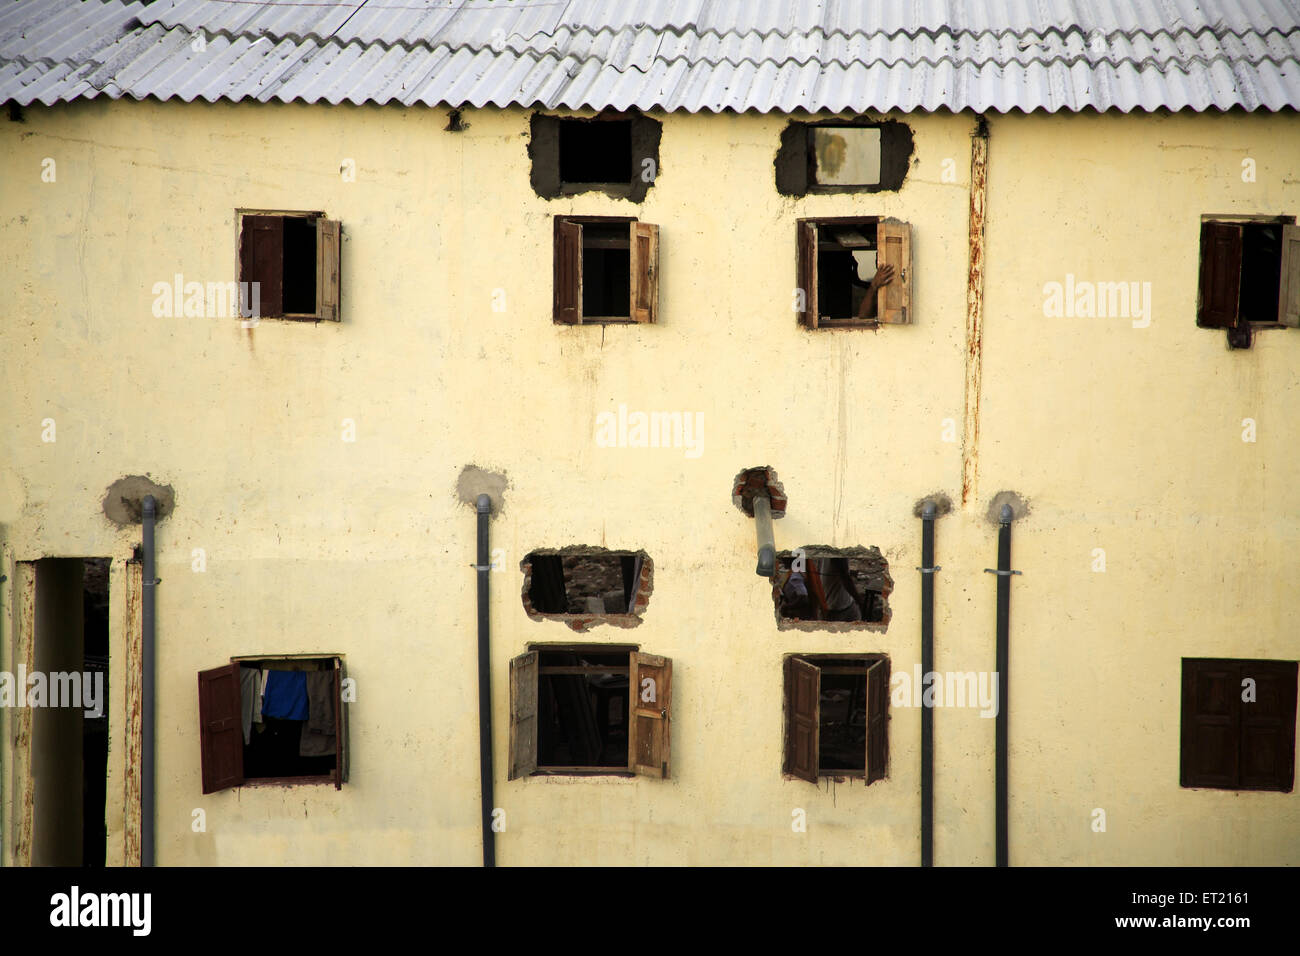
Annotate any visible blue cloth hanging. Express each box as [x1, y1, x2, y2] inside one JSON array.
[[261, 669, 309, 721]]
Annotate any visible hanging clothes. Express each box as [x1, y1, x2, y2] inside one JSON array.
[[299, 669, 337, 757], [261, 669, 309, 720], [239, 667, 261, 745]]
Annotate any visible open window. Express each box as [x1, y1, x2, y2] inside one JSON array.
[[237, 210, 341, 321], [198, 656, 347, 793], [775, 120, 913, 196], [772, 546, 892, 631], [508, 646, 671, 779], [797, 217, 911, 327], [1197, 215, 1299, 347], [529, 112, 662, 200], [784, 655, 889, 783], [554, 216, 659, 324], [1181, 658, 1296, 792]]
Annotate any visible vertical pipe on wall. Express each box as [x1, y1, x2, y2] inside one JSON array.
[[476, 494, 496, 868], [141, 495, 156, 868], [994, 503, 1013, 867], [919, 500, 936, 867]]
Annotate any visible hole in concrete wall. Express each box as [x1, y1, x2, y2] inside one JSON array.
[[732, 465, 787, 517], [530, 111, 662, 201], [561, 118, 631, 184], [775, 118, 913, 196], [772, 546, 892, 631], [522, 548, 652, 632]]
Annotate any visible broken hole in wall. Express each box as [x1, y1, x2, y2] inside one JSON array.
[[773, 546, 892, 631], [521, 548, 652, 632]]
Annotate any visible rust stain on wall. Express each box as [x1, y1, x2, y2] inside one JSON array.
[[962, 119, 989, 507], [13, 562, 35, 865], [124, 560, 142, 867]]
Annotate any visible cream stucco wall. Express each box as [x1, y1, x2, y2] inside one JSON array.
[[1, 99, 1297, 865]]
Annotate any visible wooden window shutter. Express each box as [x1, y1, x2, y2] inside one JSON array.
[[797, 221, 818, 328], [865, 658, 890, 784], [1238, 661, 1297, 791], [876, 219, 912, 324], [198, 663, 244, 794], [1180, 659, 1240, 789], [508, 651, 539, 780], [1277, 224, 1300, 327], [629, 652, 672, 778], [783, 657, 819, 782], [554, 217, 583, 324], [315, 218, 341, 322], [630, 221, 659, 324], [1196, 222, 1243, 328], [239, 215, 284, 318]]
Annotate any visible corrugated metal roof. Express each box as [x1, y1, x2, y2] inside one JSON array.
[[2, 0, 1298, 113]]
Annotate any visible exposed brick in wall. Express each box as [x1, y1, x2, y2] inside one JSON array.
[[772, 545, 892, 633], [521, 547, 653, 633]]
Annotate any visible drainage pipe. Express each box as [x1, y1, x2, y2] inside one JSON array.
[[989, 503, 1017, 867], [141, 494, 157, 868], [919, 501, 937, 867], [476, 494, 496, 867], [753, 493, 775, 577]]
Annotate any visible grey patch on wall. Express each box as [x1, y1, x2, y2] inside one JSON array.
[[456, 465, 508, 516], [102, 475, 175, 525], [985, 490, 1029, 524], [520, 546, 652, 633], [912, 492, 954, 518], [772, 544, 892, 633]]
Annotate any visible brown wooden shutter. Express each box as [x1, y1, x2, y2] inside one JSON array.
[[198, 663, 244, 794], [629, 651, 672, 778], [508, 651, 539, 780], [783, 656, 819, 782], [315, 218, 341, 322], [1197, 222, 1243, 329], [1180, 659, 1240, 789], [877, 219, 912, 324], [1277, 224, 1300, 327], [865, 658, 890, 784], [239, 215, 284, 318], [797, 220, 818, 328], [554, 217, 583, 324], [630, 221, 659, 324], [1238, 660, 1297, 791]]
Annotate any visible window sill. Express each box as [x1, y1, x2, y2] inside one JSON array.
[[240, 774, 337, 788]]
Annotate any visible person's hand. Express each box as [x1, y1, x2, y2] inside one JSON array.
[[868, 263, 896, 290]]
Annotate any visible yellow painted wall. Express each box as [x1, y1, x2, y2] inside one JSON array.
[[1, 100, 1297, 865]]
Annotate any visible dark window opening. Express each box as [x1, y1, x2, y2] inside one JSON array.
[[537, 650, 630, 769], [582, 222, 631, 318], [784, 654, 889, 782], [523, 548, 651, 630], [81, 558, 109, 868], [281, 215, 317, 315], [774, 550, 890, 626], [816, 222, 878, 320], [241, 660, 336, 781], [560, 119, 632, 185], [1239, 223, 1282, 325]]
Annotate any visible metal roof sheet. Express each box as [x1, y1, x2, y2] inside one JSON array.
[[2, 0, 1298, 112]]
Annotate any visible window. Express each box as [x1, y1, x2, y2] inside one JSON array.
[[775, 120, 913, 196], [529, 112, 662, 200], [198, 656, 347, 792], [1181, 658, 1296, 792], [797, 217, 912, 327], [237, 210, 341, 321], [553, 217, 660, 324], [522, 548, 652, 631], [508, 646, 672, 778], [1197, 216, 1300, 346], [772, 547, 892, 629], [784, 655, 889, 783]]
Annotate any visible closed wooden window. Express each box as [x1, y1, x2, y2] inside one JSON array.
[[509, 646, 672, 778], [1181, 658, 1297, 792], [1197, 217, 1300, 340], [797, 217, 912, 328], [198, 656, 347, 793], [783, 654, 889, 782], [237, 211, 341, 321], [554, 216, 659, 324]]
